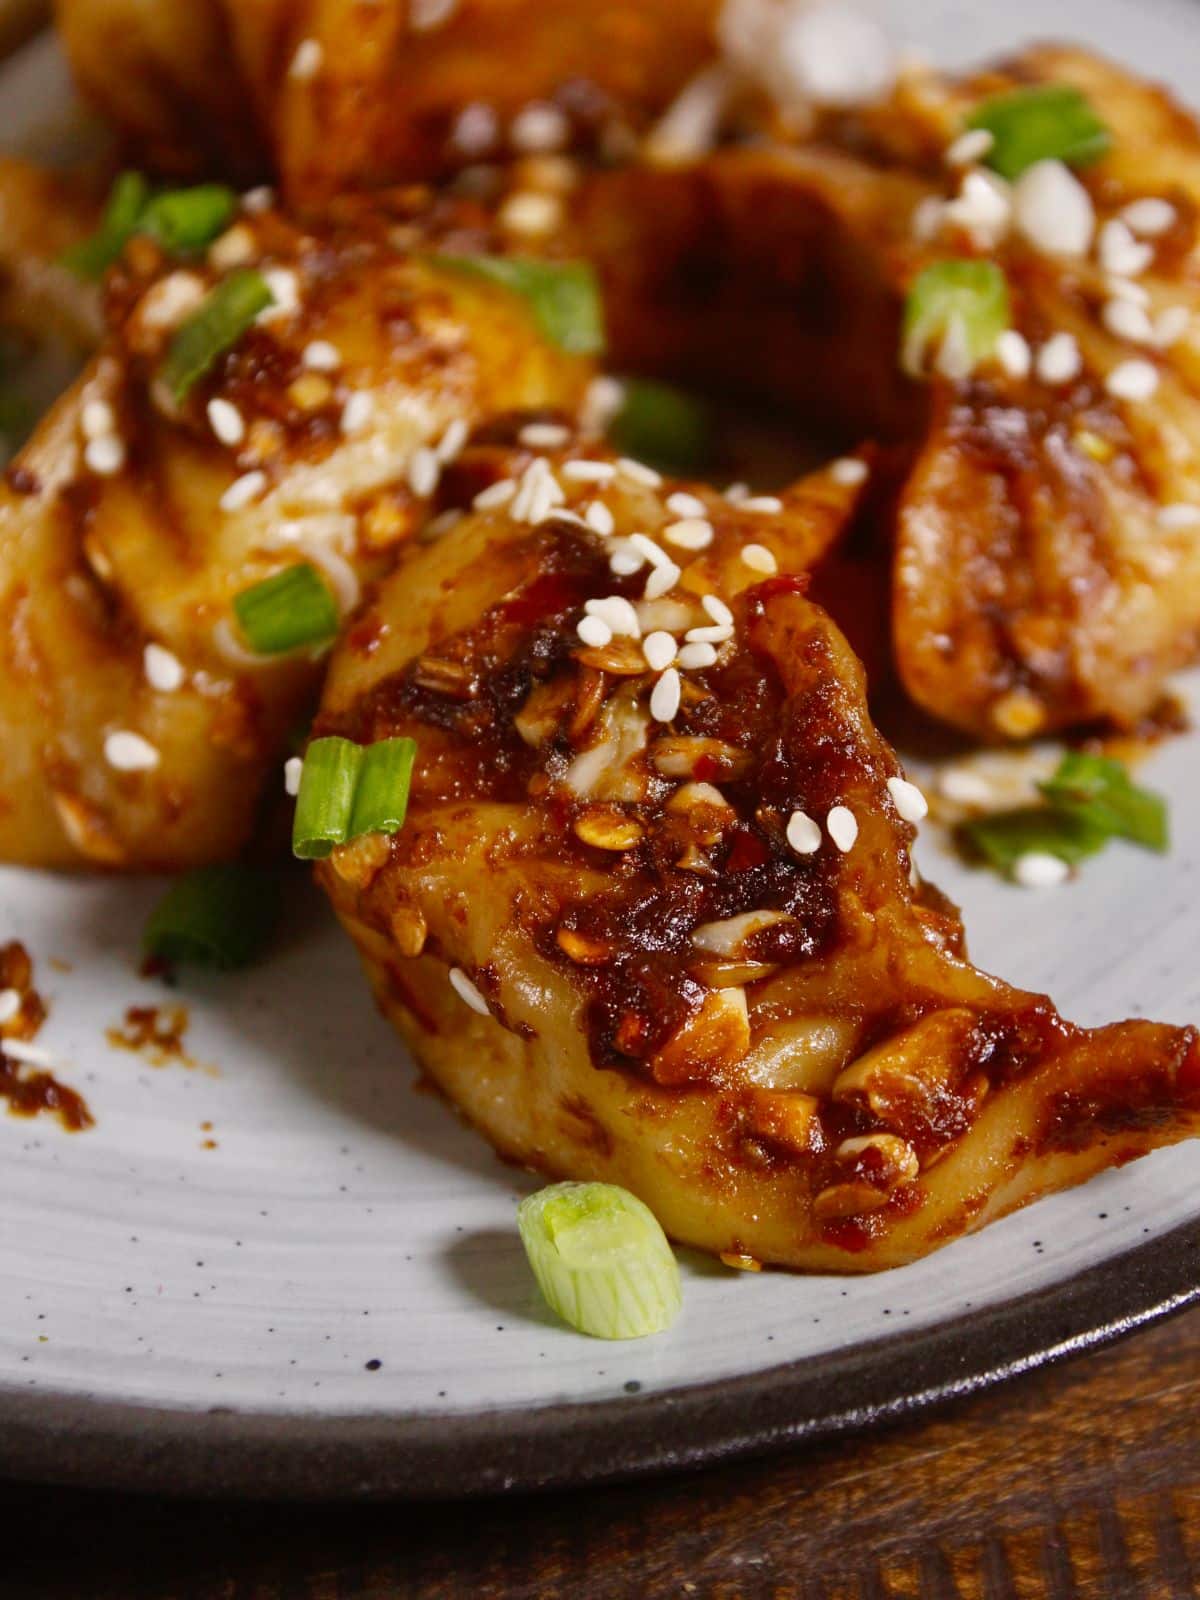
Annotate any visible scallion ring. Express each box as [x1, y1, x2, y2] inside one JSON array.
[[967, 84, 1111, 180], [427, 254, 605, 355], [292, 737, 365, 860], [233, 562, 340, 656], [159, 268, 274, 401], [901, 260, 1010, 380]]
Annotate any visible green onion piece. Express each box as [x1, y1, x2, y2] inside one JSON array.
[[233, 562, 339, 656], [960, 806, 1109, 875], [61, 171, 151, 280], [429, 254, 605, 355], [348, 737, 417, 841], [142, 184, 238, 256], [142, 864, 281, 972], [292, 737, 364, 860], [517, 1181, 682, 1340], [159, 268, 273, 401], [967, 84, 1111, 180], [1038, 752, 1168, 852], [901, 260, 1010, 378], [607, 378, 712, 475]]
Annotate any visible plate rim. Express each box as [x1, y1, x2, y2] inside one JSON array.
[[2, 1212, 1198, 1500]]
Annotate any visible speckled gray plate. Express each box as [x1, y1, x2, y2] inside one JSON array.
[[3, 3, 1200, 1501]]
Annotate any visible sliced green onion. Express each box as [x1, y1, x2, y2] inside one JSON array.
[[901, 260, 1010, 379], [159, 268, 273, 400], [142, 184, 238, 256], [429, 254, 605, 355], [518, 1181, 682, 1340], [292, 737, 364, 860], [608, 378, 712, 475], [233, 562, 339, 656], [961, 806, 1109, 875], [348, 737, 417, 841], [967, 84, 1111, 180], [61, 171, 151, 280], [142, 864, 281, 972], [1038, 752, 1168, 852]]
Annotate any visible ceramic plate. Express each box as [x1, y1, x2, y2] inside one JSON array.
[[4, 2, 1200, 1501]]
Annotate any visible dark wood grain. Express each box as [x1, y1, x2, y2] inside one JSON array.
[[6, 1304, 1200, 1600]]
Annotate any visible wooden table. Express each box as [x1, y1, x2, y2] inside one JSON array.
[[6, 1302, 1198, 1599]]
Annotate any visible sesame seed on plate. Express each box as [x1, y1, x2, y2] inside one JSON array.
[[448, 967, 490, 1015], [144, 643, 185, 693], [945, 127, 994, 168], [562, 459, 616, 483], [650, 668, 682, 722], [84, 435, 125, 477], [585, 595, 641, 638], [585, 501, 616, 536], [473, 478, 516, 510], [340, 391, 375, 436], [786, 809, 822, 854], [642, 631, 677, 671], [207, 397, 245, 446], [288, 38, 324, 80], [408, 446, 440, 498], [663, 517, 713, 550], [1097, 218, 1153, 278], [1013, 851, 1069, 888], [1106, 359, 1159, 402], [643, 561, 682, 601], [3, 1039, 55, 1068], [702, 594, 734, 628], [618, 457, 664, 488], [220, 469, 267, 512], [577, 614, 613, 648], [1121, 198, 1176, 237], [830, 456, 869, 486], [437, 417, 469, 462], [81, 399, 116, 440], [1036, 332, 1082, 387], [0, 988, 21, 1025], [1102, 299, 1155, 345], [104, 730, 160, 772], [302, 340, 341, 372], [1159, 503, 1200, 530], [284, 756, 303, 796], [996, 329, 1032, 379], [826, 805, 858, 853], [740, 495, 783, 513], [667, 491, 707, 518], [886, 776, 928, 823], [498, 191, 562, 237], [677, 641, 718, 669], [740, 543, 777, 574], [510, 102, 570, 153], [937, 767, 994, 806]]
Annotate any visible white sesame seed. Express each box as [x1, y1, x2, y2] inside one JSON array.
[[1012, 160, 1094, 257], [886, 776, 928, 823], [408, 446, 440, 498], [340, 391, 375, 436], [519, 422, 570, 450], [1106, 359, 1159, 402], [259, 267, 300, 322], [1106, 276, 1151, 306], [3, 1039, 54, 1068], [663, 517, 714, 550], [510, 102, 570, 153], [585, 501, 616, 537], [451, 102, 499, 157], [288, 38, 323, 80], [643, 560, 682, 601], [937, 767, 995, 806], [740, 495, 783, 513], [241, 186, 274, 214], [945, 168, 1012, 248], [724, 482, 750, 504], [284, 756, 303, 796], [81, 399, 116, 440], [786, 809, 822, 854], [996, 329, 1032, 380], [585, 595, 641, 638], [1036, 332, 1082, 387], [946, 127, 994, 168], [618, 457, 664, 489], [207, 397, 245, 446], [577, 614, 613, 648], [562, 459, 616, 483], [1156, 306, 1191, 349], [740, 543, 777, 574], [1122, 198, 1176, 238], [650, 668, 682, 722], [219, 469, 267, 512], [677, 641, 718, 669], [410, 0, 458, 30], [609, 545, 645, 577], [1159, 503, 1200, 530], [630, 533, 671, 568], [473, 478, 516, 511], [831, 457, 869, 486], [684, 623, 734, 645], [667, 491, 707, 518], [143, 643, 185, 693], [1102, 298, 1156, 346], [702, 594, 734, 628], [1098, 218, 1153, 278], [642, 631, 677, 671], [1013, 851, 1069, 888], [104, 730, 160, 772], [581, 375, 625, 434], [437, 417, 469, 463], [498, 191, 562, 237], [208, 223, 257, 272], [139, 270, 207, 332], [448, 967, 490, 1015], [826, 805, 858, 853], [0, 988, 21, 1024], [302, 340, 341, 372], [84, 435, 125, 476], [911, 196, 946, 243]]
